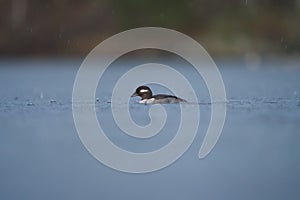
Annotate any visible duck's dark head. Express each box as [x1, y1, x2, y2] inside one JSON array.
[[131, 85, 153, 100]]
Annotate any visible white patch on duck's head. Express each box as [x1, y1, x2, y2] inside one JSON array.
[[139, 89, 149, 93]]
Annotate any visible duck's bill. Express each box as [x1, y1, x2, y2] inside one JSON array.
[[131, 92, 138, 97]]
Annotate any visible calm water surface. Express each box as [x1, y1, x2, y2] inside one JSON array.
[[0, 58, 299, 200]]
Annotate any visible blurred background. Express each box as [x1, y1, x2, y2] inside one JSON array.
[[1, 0, 300, 58], [1, 1, 300, 200]]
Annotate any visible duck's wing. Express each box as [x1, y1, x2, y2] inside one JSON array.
[[152, 94, 187, 103]]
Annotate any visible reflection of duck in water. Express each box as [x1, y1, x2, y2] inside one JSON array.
[[131, 85, 187, 104]]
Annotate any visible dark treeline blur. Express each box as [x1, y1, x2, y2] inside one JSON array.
[[0, 0, 300, 57]]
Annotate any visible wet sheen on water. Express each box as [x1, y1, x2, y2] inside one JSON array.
[[0, 59, 299, 200]]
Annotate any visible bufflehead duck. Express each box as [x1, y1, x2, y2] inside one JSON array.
[[131, 85, 187, 104]]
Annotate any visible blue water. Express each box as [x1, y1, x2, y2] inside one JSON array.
[[0, 58, 299, 200]]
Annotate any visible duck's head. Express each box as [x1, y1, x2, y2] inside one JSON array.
[[131, 85, 153, 100]]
